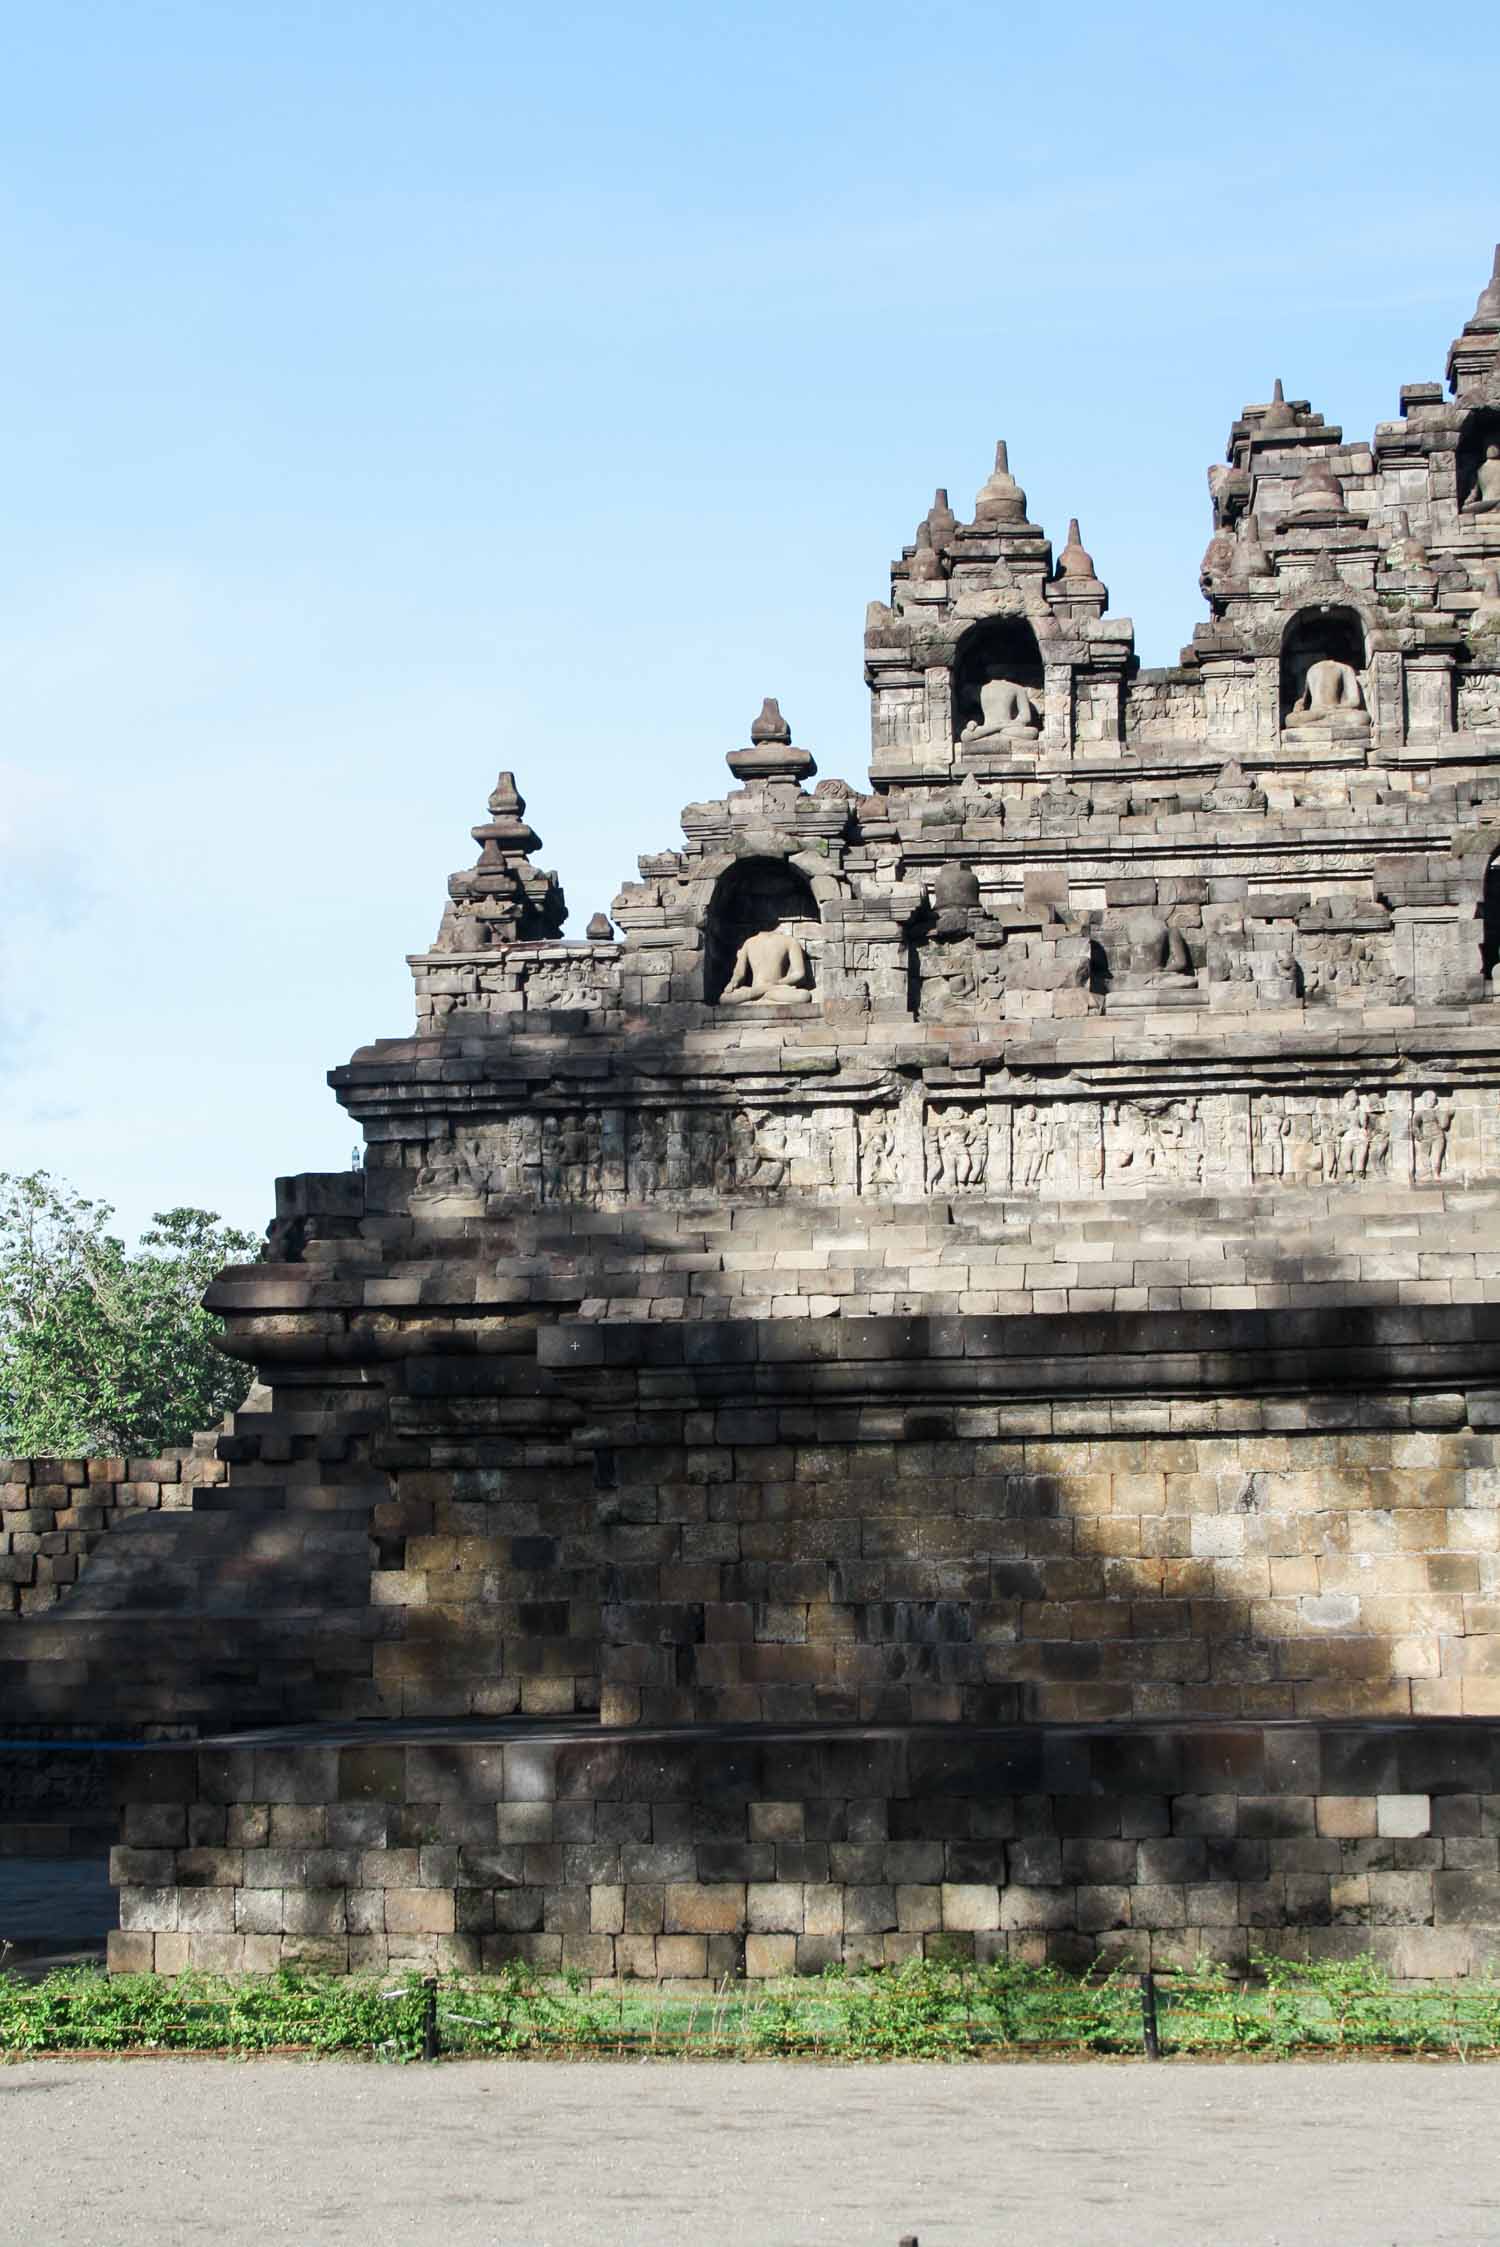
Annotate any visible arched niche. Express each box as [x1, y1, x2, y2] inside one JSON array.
[[1459, 407, 1500, 515], [951, 616, 1045, 745], [704, 856, 820, 1005], [1481, 848, 1500, 986], [1279, 605, 1368, 729]]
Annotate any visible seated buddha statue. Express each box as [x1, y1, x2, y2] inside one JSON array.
[[1106, 912, 1199, 1011], [1285, 658, 1369, 731], [1463, 444, 1500, 515], [960, 676, 1041, 747], [719, 925, 812, 1006]]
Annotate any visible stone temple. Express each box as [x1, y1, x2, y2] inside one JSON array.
[[12, 250, 1500, 1983]]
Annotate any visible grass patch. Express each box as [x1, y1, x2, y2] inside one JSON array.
[[6, 1954, 1500, 2061]]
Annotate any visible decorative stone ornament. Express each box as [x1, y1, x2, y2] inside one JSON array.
[[972, 438, 1029, 527]]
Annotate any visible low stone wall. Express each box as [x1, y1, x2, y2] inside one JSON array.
[[0, 1748, 116, 1858], [0, 1447, 225, 1616], [107, 1719, 1500, 1984]]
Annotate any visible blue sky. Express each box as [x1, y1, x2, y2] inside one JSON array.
[[0, 0, 1494, 1240]]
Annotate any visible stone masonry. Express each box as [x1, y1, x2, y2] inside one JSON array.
[[13, 250, 1500, 1979]]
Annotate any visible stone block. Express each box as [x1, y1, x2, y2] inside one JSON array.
[[745, 1934, 797, 1978], [283, 1889, 347, 1936], [1316, 1796, 1377, 1839], [747, 1882, 804, 1933], [664, 1882, 745, 1934], [384, 1888, 456, 1935], [654, 1935, 708, 1977], [176, 1888, 235, 1933], [941, 1883, 1000, 1931], [106, 1931, 154, 1974], [590, 1884, 625, 1934], [1377, 1794, 1431, 1838], [118, 1887, 179, 1934], [234, 1884, 287, 1936]]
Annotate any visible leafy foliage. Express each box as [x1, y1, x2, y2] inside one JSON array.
[[0, 1171, 257, 1455], [9, 1954, 1500, 2060]]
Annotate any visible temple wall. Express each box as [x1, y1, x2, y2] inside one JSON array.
[[0, 1445, 224, 1616], [371, 1368, 1500, 1732], [105, 1720, 1500, 1986]]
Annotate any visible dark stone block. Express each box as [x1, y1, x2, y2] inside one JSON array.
[[1397, 1729, 1500, 1796], [1320, 1730, 1401, 1794], [696, 1842, 774, 1881], [908, 1736, 1043, 1797], [1089, 1734, 1181, 1795], [1238, 1796, 1315, 1840]]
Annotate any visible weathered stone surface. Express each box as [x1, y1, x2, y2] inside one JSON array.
[[14, 253, 1500, 1977]]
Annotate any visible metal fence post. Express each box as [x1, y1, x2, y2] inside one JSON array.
[[1139, 1969, 1160, 2060]]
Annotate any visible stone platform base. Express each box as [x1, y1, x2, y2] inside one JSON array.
[[105, 1719, 1500, 1984]]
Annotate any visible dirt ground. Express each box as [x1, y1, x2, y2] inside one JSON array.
[[2, 2054, 1493, 2245]]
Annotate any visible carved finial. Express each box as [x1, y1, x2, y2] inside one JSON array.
[[908, 519, 944, 582], [749, 697, 792, 746], [1057, 517, 1097, 581], [1473, 243, 1500, 323], [926, 487, 958, 543], [586, 911, 615, 941], [1385, 506, 1429, 571], [1233, 511, 1271, 578], [728, 701, 815, 786], [1261, 378, 1295, 432], [436, 764, 565, 951], [973, 440, 1028, 527]]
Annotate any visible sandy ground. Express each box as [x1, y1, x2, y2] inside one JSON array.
[[2, 2055, 1494, 2245]]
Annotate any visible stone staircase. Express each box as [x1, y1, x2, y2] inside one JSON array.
[[0, 1401, 390, 1732]]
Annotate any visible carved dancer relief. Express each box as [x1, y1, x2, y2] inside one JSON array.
[[1012, 1103, 1059, 1191], [858, 1111, 900, 1191], [1412, 1090, 1453, 1182], [924, 1105, 991, 1192]]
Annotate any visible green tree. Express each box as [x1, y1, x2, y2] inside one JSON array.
[[0, 1171, 258, 1455]]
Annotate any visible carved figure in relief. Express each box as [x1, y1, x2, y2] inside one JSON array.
[[559, 1115, 590, 1201], [1413, 1091, 1453, 1181], [1464, 444, 1500, 515], [1014, 1103, 1056, 1190], [629, 1115, 655, 1199], [739, 1112, 789, 1192], [526, 964, 595, 1011], [540, 1118, 565, 1203], [1111, 914, 1195, 987], [1338, 1092, 1372, 1182], [414, 1135, 495, 1204], [1107, 1100, 1201, 1181], [719, 926, 812, 1005], [664, 1113, 692, 1192], [1262, 1096, 1391, 1185], [1285, 659, 1366, 727], [926, 1109, 989, 1192], [960, 677, 1041, 747], [1258, 1109, 1288, 1177], [860, 1114, 898, 1190]]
